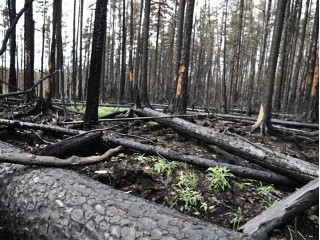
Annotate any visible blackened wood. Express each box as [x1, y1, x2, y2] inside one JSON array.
[[108, 135, 300, 187], [134, 108, 318, 183], [32, 131, 102, 157], [239, 178, 319, 239]]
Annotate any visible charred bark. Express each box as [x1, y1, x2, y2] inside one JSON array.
[[108, 135, 300, 187], [239, 178, 319, 240], [134, 108, 318, 183], [0, 140, 248, 239]]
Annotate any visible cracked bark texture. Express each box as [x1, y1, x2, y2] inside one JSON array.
[[0, 141, 250, 240]]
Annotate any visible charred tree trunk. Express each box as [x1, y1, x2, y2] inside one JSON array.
[[8, 0, 17, 93], [139, 0, 151, 107], [169, 0, 186, 112], [24, 0, 34, 102], [253, 0, 287, 134], [77, 0, 84, 101], [175, 0, 195, 114], [118, 0, 126, 104], [84, 0, 108, 127], [288, 0, 309, 112], [304, 0, 319, 116]]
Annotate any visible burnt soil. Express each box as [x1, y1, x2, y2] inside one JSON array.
[[0, 107, 318, 240]]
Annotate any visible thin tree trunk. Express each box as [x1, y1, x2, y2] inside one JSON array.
[[8, 0, 17, 92], [24, 0, 34, 102], [139, 0, 151, 107], [119, 0, 126, 104], [175, 0, 195, 114], [77, 0, 84, 101], [84, 0, 108, 127]]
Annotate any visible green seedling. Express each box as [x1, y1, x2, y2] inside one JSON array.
[[206, 166, 234, 191], [154, 159, 179, 176], [225, 207, 244, 230], [133, 153, 153, 164]]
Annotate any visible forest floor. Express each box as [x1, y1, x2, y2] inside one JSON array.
[[0, 104, 318, 240]]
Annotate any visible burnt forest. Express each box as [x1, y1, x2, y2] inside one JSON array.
[[0, 0, 318, 239]]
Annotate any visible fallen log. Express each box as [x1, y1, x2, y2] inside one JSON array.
[[0, 118, 84, 135], [134, 108, 318, 183], [60, 114, 207, 125], [108, 135, 300, 187], [32, 131, 103, 157], [239, 178, 319, 239], [215, 114, 319, 129], [0, 146, 123, 167], [0, 141, 249, 239]]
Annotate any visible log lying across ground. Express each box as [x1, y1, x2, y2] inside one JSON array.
[[0, 118, 84, 135], [108, 135, 300, 188], [215, 113, 319, 129], [239, 178, 319, 239], [134, 108, 318, 183], [0, 141, 249, 239], [32, 131, 103, 157]]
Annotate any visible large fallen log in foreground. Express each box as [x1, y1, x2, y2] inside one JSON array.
[[108, 135, 299, 187], [134, 108, 318, 183], [239, 178, 319, 239], [0, 141, 249, 239], [0, 118, 84, 135]]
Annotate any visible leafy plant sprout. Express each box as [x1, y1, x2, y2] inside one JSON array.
[[133, 153, 153, 165], [225, 207, 244, 230], [153, 159, 179, 176], [257, 182, 273, 197], [206, 166, 234, 191]]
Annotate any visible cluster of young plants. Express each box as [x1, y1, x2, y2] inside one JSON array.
[[153, 159, 179, 176], [167, 170, 207, 211], [176, 171, 207, 211], [256, 182, 277, 208], [133, 153, 154, 165], [225, 207, 244, 230], [206, 166, 234, 191]]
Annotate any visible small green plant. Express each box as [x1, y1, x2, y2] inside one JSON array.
[[206, 166, 234, 191], [165, 171, 207, 211], [147, 121, 159, 126], [177, 187, 205, 210], [225, 207, 244, 230], [234, 181, 254, 190], [257, 182, 273, 197], [133, 153, 153, 164], [200, 201, 208, 212], [153, 159, 179, 176], [177, 171, 198, 190], [286, 225, 307, 240]]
